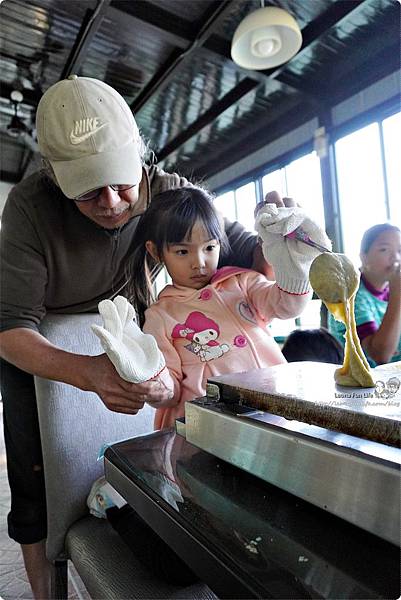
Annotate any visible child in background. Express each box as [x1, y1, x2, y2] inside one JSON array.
[[329, 224, 401, 367], [281, 327, 344, 364], [127, 186, 331, 430]]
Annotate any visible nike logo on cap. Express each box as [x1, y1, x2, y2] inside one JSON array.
[[69, 117, 107, 145]]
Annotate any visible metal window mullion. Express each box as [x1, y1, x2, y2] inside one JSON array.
[[233, 189, 239, 222], [255, 178, 264, 208], [328, 142, 344, 253], [378, 120, 391, 221]]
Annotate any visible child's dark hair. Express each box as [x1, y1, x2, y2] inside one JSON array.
[[281, 327, 344, 364], [127, 186, 230, 326], [360, 223, 400, 254]]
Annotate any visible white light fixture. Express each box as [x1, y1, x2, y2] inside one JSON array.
[[231, 6, 302, 70], [7, 90, 27, 138]]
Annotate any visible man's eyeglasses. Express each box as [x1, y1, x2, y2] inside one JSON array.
[[75, 184, 136, 202]]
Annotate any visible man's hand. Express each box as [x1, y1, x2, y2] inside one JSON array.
[[254, 191, 297, 218], [255, 190, 331, 294], [84, 354, 174, 414], [252, 191, 297, 279], [0, 327, 173, 416], [92, 296, 165, 383]]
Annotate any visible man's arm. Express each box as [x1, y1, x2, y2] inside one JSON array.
[[251, 243, 275, 280], [0, 328, 172, 413]]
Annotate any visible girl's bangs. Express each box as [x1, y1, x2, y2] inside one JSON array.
[[162, 198, 223, 247]]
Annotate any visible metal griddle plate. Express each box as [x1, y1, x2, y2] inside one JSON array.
[[182, 362, 401, 546]]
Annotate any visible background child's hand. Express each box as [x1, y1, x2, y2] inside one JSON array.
[[92, 295, 166, 383], [388, 260, 401, 294]]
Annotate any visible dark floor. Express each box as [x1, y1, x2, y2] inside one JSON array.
[[0, 403, 91, 599]]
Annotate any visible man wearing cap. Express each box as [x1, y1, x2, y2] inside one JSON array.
[[0, 75, 267, 597]]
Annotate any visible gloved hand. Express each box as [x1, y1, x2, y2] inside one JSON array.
[[92, 295, 165, 383], [255, 203, 332, 294]]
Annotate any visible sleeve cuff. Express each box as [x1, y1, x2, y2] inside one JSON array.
[[275, 272, 311, 295]]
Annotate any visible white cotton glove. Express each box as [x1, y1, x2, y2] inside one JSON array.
[[87, 476, 126, 518], [92, 295, 165, 383], [255, 203, 332, 294]]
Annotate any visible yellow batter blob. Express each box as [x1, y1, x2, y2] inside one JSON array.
[[309, 253, 374, 387]]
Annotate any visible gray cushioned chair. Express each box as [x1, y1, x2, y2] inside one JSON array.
[[35, 313, 215, 599]]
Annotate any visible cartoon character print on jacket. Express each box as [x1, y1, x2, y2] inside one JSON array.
[[172, 311, 230, 362]]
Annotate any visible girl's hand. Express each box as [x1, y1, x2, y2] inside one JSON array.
[[388, 261, 401, 294]]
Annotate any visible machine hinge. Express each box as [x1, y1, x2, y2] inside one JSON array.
[[206, 382, 220, 401]]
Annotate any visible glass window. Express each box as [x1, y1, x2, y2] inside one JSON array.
[[154, 267, 171, 297], [214, 190, 236, 222], [262, 168, 286, 198], [235, 182, 257, 233], [382, 112, 401, 226], [268, 318, 297, 340], [262, 154, 325, 228], [298, 299, 322, 329], [335, 123, 387, 267], [285, 153, 325, 228]]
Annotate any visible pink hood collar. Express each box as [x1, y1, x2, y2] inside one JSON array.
[[158, 266, 252, 300]]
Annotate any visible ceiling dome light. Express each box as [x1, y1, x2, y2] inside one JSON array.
[[231, 6, 302, 70]]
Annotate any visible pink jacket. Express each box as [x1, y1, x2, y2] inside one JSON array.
[[143, 267, 311, 430]]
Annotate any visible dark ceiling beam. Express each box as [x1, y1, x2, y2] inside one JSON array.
[[111, 1, 305, 98], [296, 0, 366, 53], [0, 82, 41, 107], [192, 42, 400, 181], [327, 42, 401, 107], [193, 99, 316, 180], [157, 0, 369, 162], [157, 78, 258, 162], [110, 1, 195, 49], [129, 0, 235, 114], [258, 0, 367, 83], [113, 0, 366, 102], [60, 0, 111, 80]]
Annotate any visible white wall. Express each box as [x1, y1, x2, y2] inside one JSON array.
[[0, 181, 13, 217]]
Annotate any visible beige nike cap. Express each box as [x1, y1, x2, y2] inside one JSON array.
[[36, 75, 143, 199]]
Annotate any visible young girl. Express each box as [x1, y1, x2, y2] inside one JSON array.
[[127, 186, 328, 430], [329, 223, 401, 366], [98, 186, 330, 586]]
